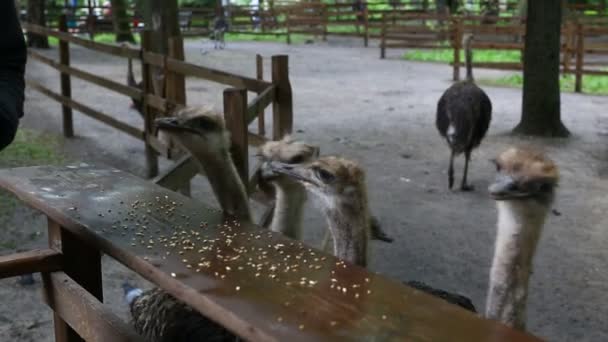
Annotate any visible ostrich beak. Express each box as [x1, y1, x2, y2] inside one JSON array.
[[268, 161, 316, 185], [259, 161, 279, 180], [488, 174, 529, 200]]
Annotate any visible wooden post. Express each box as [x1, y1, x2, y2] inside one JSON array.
[[223, 88, 249, 190], [166, 36, 190, 195], [322, 4, 328, 42], [256, 54, 266, 136], [58, 15, 74, 138], [363, 7, 369, 47], [562, 22, 573, 73], [380, 14, 386, 59], [452, 18, 462, 82], [271, 55, 293, 140], [87, 0, 95, 40], [141, 30, 159, 178], [45, 218, 102, 342], [286, 10, 291, 44], [574, 23, 584, 93]]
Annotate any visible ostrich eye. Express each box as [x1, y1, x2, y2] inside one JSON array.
[[315, 168, 335, 184], [289, 155, 304, 164]]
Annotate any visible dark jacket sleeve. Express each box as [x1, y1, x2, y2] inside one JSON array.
[[0, 1, 27, 150]]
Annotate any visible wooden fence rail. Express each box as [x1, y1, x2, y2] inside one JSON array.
[[23, 15, 292, 202]]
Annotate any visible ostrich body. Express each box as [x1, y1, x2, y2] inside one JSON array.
[[436, 35, 492, 191], [122, 107, 254, 341], [268, 157, 476, 312], [257, 136, 319, 239], [125, 286, 237, 342], [155, 107, 252, 222], [485, 147, 558, 330]]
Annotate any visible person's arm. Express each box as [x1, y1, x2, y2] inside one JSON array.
[[0, 1, 27, 150]]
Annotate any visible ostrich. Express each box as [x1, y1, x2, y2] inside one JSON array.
[[257, 136, 319, 239], [124, 114, 323, 341], [154, 107, 252, 222], [268, 156, 476, 312], [485, 147, 559, 330], [436, 34, 492, 191], [124, 285, 238, 342]]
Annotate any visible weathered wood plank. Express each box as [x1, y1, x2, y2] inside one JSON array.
[[247, 85, 276, 126], [26, 80, 145, 141], [28, 50, 143, 101], [42, 272, 143, 342], [0, 165, 542, 342], [23, 23, 140, 59], [166, 58, 272, 92], [0, 249, 63, 279]]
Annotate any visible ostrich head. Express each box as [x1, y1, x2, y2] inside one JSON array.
[[269, 156, 370, 266], [489, 147, 559, 205], [154, 106, 230, 158], [269, 156, 367, 212], [258, 135, 319, 186]]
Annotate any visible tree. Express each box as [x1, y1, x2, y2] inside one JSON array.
[[26, 0, 49, 48], [111, 0, 135, 43], [513, 0, 570, 137]]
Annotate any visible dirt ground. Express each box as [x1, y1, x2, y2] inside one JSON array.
[[1, 36, 607, 341]]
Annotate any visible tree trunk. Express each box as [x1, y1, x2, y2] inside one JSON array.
[[27, 0, 49, 48], [111, 0, 134, 43], [514, 0, 569, 137]]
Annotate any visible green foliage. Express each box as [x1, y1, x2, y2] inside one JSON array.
[[403, 49, 521, 63], [478, 72, 608, 95]]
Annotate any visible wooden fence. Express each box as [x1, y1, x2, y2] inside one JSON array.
[[378, 13, 608, 92], [23, 15, 292, 202]]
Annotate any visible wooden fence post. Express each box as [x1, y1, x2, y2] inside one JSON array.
[[363, 7, 369, 47], [256, 54, 265, 136], [167, 36, 190, 195], [44, 218, 102, 342], [380, 14, 386, 59], [323, 4, 328, 42], [574, 23, 584, 93], [141, 30, 159, 178], [562, 22, 574, 74], [223, 88, 249, 190], [58, 15, 74, 138], [286, 11, 291, 44], [452, 18, 462, 82], [271, 55, 293, 140]]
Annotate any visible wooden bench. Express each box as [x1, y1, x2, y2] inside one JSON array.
[[0, 164, 543, 341]]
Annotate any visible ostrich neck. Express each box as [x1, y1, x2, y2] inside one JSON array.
[[325, 200, 370, 268], [270, 182, 307, 240], [485, 199, 550, 330], [465, 42, 474, 81], [190, 147, 252, 223]]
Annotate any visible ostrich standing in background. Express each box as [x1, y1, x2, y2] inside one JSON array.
[[268, 156, 476, 312], [486, 147, 559, 330], [436, 34, 492, 191]]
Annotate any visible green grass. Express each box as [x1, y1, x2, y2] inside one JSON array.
[[49, 33, 140, 47], [222, 32, 311, 44], [0, 129, 65, 225], [478, 73, 608, 95], [404, 49, 521, 63]]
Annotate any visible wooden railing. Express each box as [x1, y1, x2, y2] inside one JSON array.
[[0, 164, 544, 342], [22, 15, 292, 201]]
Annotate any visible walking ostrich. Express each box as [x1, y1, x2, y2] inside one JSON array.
[[268, 156, 476, 312], [436, 34, 492, 191], [485, 147, 559, 330]]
